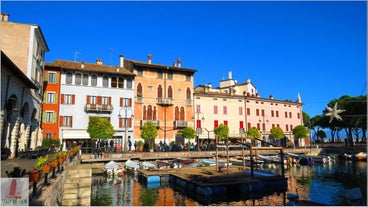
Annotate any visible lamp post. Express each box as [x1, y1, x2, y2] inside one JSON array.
[[195, 112, 205, 151], [118, 107, 133, 152], [259, 115, 269, 146]]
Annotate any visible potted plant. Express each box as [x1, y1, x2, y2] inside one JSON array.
[[57, 151, 67, 163], [50, 154, 58, 168], [137, 140, 144, 152]]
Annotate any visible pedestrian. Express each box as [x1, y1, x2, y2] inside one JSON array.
[[134, 141, 137, 152], [128, 140, 132, 152]]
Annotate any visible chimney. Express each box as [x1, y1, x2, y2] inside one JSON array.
[[173, 62, 177, 67], [1, 13, 9, 22], [177, 58, 181, 68], [81, 61, 85, 69], [269, 94, 274, 100], [228, 71, 232, 80], [148, 54, 152, 64], [120, 54, 124, 68], [96, 59, 103, 65]]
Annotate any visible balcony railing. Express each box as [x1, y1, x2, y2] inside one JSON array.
[[174, 120, 188, 128], [141, 120, 160, 128], [84, 104, 113, 113], [136, 97, 143, 103], [157, 97, 173, 105], [185, 99, 192, 106]]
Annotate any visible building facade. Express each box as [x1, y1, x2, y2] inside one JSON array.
[[124, 54, 197, 145], [44, 57, 135, 152], [194, 71, 304, 147], [1, 14, 49, 157]]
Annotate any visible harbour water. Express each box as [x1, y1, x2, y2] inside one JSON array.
[[91, 159, 367, 206]]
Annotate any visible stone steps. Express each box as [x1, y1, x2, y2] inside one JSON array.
[[61, 166, 92, 206]]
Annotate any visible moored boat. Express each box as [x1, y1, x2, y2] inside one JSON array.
[[353, 152, 367, 161]]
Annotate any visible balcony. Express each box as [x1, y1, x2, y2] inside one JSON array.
[[174, 120, 188, 128], [85, 104, 114, 113], [157, 97, 173, 106], [140, 120, 160, 128], [136, 97, 143, 103]]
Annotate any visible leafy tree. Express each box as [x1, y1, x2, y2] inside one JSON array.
[[181, 127, 196, 149], [87, 117, 115, 141], [292, 125, 309, 139], [302, 111, 311, 127], [141, 122, 158, 150], [247, 127, 261, 146], [214, 124, 229, 141], [42, 137, 61, 149], [317, 130, 326, 143], [270, 126, 284, 146]]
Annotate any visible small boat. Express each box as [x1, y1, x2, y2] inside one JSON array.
[[258, 154, 282, 163], [172, 157, 198, 168], [124, 159, 140, 174], [198, 159, 216, 167], [353, 152, 367, 161], [103, 160, 124, 176], [156, 160, 173, 169], [141, 161, 157, 170]]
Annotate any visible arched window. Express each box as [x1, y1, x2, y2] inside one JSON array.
[[180, 107, 185, 120], [118, 77, 124, 88], [147, 105, 153, 120], [111, 77, 117, 88], [103, 76, 108, 87], [153, 106, 157, 120], [137, 83, 142, 97], [186, 88, 191, 100], [82, 74, 88, 85], [75, 73, 81, 85], [157, 85, 163, 98], [168, 86, 173, 98], [91, 75, 97, 86], [126, 78, 133, 89], [175, 107, 179, 120], [66, 72, 72, 84], [143, 106, 147, 120]]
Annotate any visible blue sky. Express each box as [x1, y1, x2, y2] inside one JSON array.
[[2, 1, 366, 118]]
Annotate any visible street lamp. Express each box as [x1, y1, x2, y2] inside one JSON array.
[[118, 107, 134, 152]]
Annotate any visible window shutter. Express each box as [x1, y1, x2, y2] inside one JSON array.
[[43, 93, 47, 103], [72, 95, 75, 104], [128, 98, 132, 107], [120, 98, 123, 107], [86, 95, 90, 104], [70, 116, 73, 127], [42, 112, 46, 123], [54, 93, 58, 104], [128, 118, 132, 128], [55, 73, 58, 83], [53, 112, 56, 123], [97, 96, 102, 105], [59, 116, 64, 127], [108, 97, 111, 105], [119, 118, 122, 128], [46, 72, 49, 82], [61, 94, 65, 104]]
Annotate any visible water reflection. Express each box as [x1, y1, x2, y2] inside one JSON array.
[[91, 160, 366, 206]]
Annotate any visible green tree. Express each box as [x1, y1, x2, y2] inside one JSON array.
[[270, 126, 284, 146], [87, 117, 115, 143], [214, 124, 229, 142], [317, 130, 326, 143], [247, 127, 261, 146], [141, 122, 158, 150], [181, 127, 196, 149], [293, 125, 309, 139]]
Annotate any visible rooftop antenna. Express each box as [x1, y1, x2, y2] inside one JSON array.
[[74, 51, 81, 62]]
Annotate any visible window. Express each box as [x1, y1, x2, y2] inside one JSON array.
[[63, 116, 72, 127], [103, 76, 108, 87], [214, 105, 218, 114], [257, 123, 261, 130], [285, 112, 288, 118], [239, 121, 244, 129], [47, 72, 57, 84], [120, 98, 131, 107], [289, 112, 292, 118], [247, 108, 250, 115], [63, 94, 74, 104], [286, 124, 289, 131], [45, 133, 52, 139], [91, 75, 97, 86], [239, 107, 243, 115], [214, 120, 219, 128], [271, 110, 274, 117], [46, 92, 56, 104], [276, 111, 279, 117], [102, 96, 109, 105], [45, 111, 54, 123], [157, 71, 163, 78], [261, 109, 265, 116], [247, 123, 251, 129], [196, 104, 201, 113], [224, 120, 228, 126], [66, 72, 72, 84], [82, 74, 88, 85], [127, 78, 133, 89], [89, 96, 97, 104], [118, 77, 124, 88], [111, 77, 117, 88], [256, 109, 260, 116], [167, 72, 173, 79], [297, 113, 300, 119], [223, 106, 227, 115], [186, 74, 191, 81], [75, 74, 81, 85], [137, 69, 143, 76]]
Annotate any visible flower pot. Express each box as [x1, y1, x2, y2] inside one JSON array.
[[42, 164, 51, 173], [138, 146, 143, 152], [58, 157, 64, 164], [51, 160, 58, 167], [29, 170, 40, 182]]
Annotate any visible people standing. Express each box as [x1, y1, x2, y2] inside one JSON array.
[[128, 140, 132, 152], [134, 141, 137, 152]]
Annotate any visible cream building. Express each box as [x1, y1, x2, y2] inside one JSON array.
[[194, 71, 304, 147]]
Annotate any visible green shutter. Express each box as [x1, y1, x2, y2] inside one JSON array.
[[54, 93, 58, 104], [53, 112, 56, 123], [42, 112, 46, 123], [55, 73, 59, 83], [46, 72, 49, 82], [43, 93, 47, 103]]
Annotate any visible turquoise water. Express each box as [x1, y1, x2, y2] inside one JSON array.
[[91, 160, 367, 206]]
